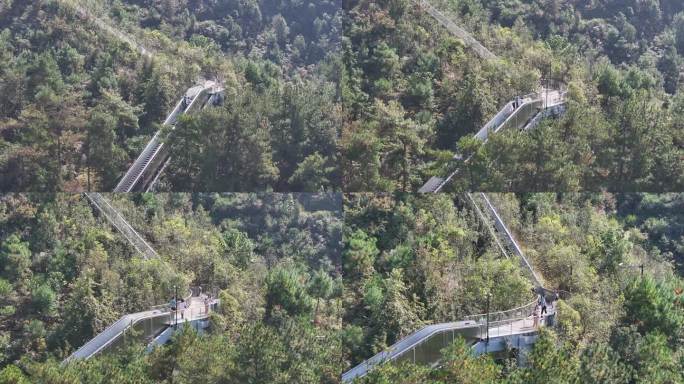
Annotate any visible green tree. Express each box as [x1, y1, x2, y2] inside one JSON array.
[[138, 66, 171, 129], [0, 234, 31, 282], [308, 269, 334, 320], [433, 337, 501, 383], [658, 45, 681, 94], [166, 103, 279, 191], [675, 12, 684, 54], [56, 276, 118, 352], [86, 109, 127, 189], [0, 365, 28, 384], [578, 343, 632, 384], [509, 329, 578, 384], [31, 283, 57, 316], [288, 152, 333, 191], [623, 277, 684, 339], [265, 266, 314, 319], [374, 100, 427, 191], [343, 230, 379, 281]]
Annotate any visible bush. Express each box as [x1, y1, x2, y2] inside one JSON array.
[[31, 284, 56, 316]]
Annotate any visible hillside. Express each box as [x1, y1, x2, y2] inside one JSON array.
[[0, 192, 682, 383], [0, 0, 342, 191], [342, 0, 683, 191]]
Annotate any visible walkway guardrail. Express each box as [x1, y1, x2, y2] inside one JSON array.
[[471, 193, 542, 286], [342, 191, 570, 381], [342, 300, 558, 382], [418, 90, 566, 193], [84, 192, 159, 260], [416, 0, 496, 60], [465, 193, 508, 259], [63, 289, 217, 364], [114, 81, 224, 192], [463, 298, 538, 324]]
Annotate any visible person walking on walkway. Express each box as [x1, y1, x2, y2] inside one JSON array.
[[179, 299, 186, 320], [540, 293, 547, 316], [533, 304, 540, 328]]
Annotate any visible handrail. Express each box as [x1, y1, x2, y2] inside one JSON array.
[[478, 193, 542, 286], [84, 193, 159, 260], [416, 0, 496, 60], [63, 289, 208, 364], [419, 89, 567, 193], [113, 79, 225, 193], [465, 193, 508, 259], [342, 300, 558, 382], [463, 298, 538, 323], [113, 83, 215, 192], [342, 190, 563, 380]]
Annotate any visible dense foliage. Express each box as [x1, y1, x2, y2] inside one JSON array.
[[0, 193, 343, 382], [347, 192, 684, 383], [3, 0, 682, 192], [616, 193, 684, 272], [0, 0, 341, 191], [342, 0, 683, 191], [0, 193, 682, 382]]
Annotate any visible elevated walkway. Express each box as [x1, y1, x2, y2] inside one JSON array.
[[415, 0, 496, 60], [470, 193, 542, 287], [64, 290, 218, 364], [84, 192, 158, 260], [342, 193, 562, 381], [114, 80, 224, 192], [343, 299, 557, 382], [418, 89, 567, 193]]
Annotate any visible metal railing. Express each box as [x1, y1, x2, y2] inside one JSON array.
[[114, 81, 223, 192], [474, 193, 542, 286], [465, 193, 508, 259], [416, 0, 496, 60], [342, 299, 558, 382], [59, 0, 154, 60], [84, 192, 158, 260], [418, 90, 567, 193], [64, 289, 218, 364], [342, 190, 567, 381], [463, 298, 538, 324]]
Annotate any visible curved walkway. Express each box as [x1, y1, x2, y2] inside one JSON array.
[[343, 299, 558, 382], [64, 292, 217, 364], [342, 192, 562, 381], [418, 89, 566, 193]]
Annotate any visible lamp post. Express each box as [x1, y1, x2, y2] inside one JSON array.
[[485, 292, 491, 343], [174, 285, 178, 330]]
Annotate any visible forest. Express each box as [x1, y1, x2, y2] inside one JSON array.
[[1, 0, 682, 192], [0, 0, 342, 191], [1, 0, 682, 383], [0, 193, 344, 382], [342, 0, 684, 191], [0, 192, 682, 383]]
